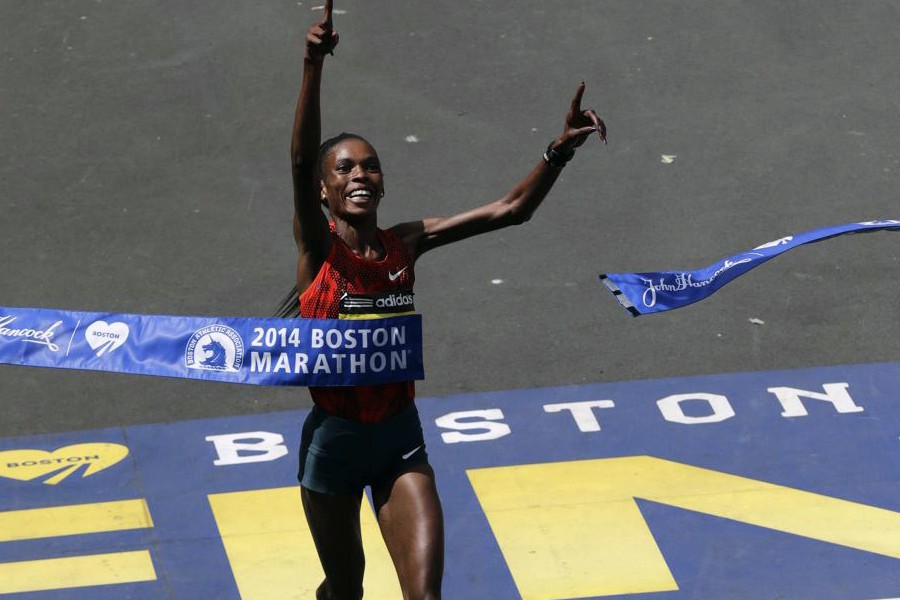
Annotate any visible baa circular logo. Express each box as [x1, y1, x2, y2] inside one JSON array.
[[185, 325, 244, 372]]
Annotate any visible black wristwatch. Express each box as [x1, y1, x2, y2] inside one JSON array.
[[542, 141, 575, 168]]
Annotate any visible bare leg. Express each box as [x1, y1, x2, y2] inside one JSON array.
[[301, 486, 365, 600], [372, 465, 444, 600]]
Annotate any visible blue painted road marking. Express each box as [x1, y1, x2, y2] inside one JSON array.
[[1, 362, 898, 599]]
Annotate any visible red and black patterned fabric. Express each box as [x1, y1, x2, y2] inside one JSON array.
[[299, 224, 416, 422]]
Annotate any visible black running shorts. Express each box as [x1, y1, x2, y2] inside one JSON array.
[[298, 402, 429, 495]]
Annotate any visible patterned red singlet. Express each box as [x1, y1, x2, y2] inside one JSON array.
[[299, 224, 416, 423]]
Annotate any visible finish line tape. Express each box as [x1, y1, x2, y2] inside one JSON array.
[[0, 307, 423, 386], [600, 220, 900, 316]]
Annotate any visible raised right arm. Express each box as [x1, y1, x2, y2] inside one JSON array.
[[291, 0, 337, 292]]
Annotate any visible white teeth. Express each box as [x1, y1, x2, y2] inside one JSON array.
[[348, 189, 372, 198]]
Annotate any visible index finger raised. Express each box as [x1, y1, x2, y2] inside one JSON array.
[[570, 81, 586, 114], [324, 0, 334, 25]]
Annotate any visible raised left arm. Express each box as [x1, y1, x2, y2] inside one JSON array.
[[393, 82, 606, 260]]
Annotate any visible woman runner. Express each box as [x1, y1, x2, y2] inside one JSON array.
[[288, 2, 606, 599]]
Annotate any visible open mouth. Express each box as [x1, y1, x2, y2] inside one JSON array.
[[346, 188, 375, 205]]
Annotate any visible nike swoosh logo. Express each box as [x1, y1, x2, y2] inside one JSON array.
[[388, 267, 408, 281], [401, 445, 422, 460]]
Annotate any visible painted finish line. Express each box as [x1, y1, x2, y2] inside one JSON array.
[[0, 362, 898, 599]]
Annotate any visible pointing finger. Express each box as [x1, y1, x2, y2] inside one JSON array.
[[570, 81, 586, 115], [324, 0, 333, 25]]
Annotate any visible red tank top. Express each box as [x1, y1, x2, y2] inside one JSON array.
[[299, 225, 416, 422]]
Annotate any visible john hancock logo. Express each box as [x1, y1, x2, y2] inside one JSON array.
[[0, 314, 65, 352], [185, 324, 244, 372]]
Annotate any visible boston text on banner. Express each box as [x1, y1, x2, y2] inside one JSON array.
[[0, 306, 423, 386], [599, 219, 900, 316]]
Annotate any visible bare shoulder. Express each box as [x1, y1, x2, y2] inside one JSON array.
[[389, 220, 427, 260]]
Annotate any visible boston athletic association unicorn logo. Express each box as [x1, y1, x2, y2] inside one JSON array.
[[185, 325, 244, 373], [200, 338, 229, 369]]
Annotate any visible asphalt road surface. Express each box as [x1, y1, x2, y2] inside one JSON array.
[[2, 0, 898, 437]]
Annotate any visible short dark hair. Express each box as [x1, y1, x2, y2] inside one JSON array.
[[317, 132, 373, 179]]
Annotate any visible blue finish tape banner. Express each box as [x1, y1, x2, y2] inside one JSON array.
[[600, 219, 900, 316], [0, 306, 423, 386]]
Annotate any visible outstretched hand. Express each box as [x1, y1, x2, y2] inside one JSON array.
[[305, 0, 339, 60], [558, 82, 607, 151]]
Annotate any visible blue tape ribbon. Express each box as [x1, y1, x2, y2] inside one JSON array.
[[0, 307, 423, 386], [600, 220, 900, 316]]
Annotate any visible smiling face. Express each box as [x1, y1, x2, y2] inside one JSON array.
[[319, 138, 384, 221]]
